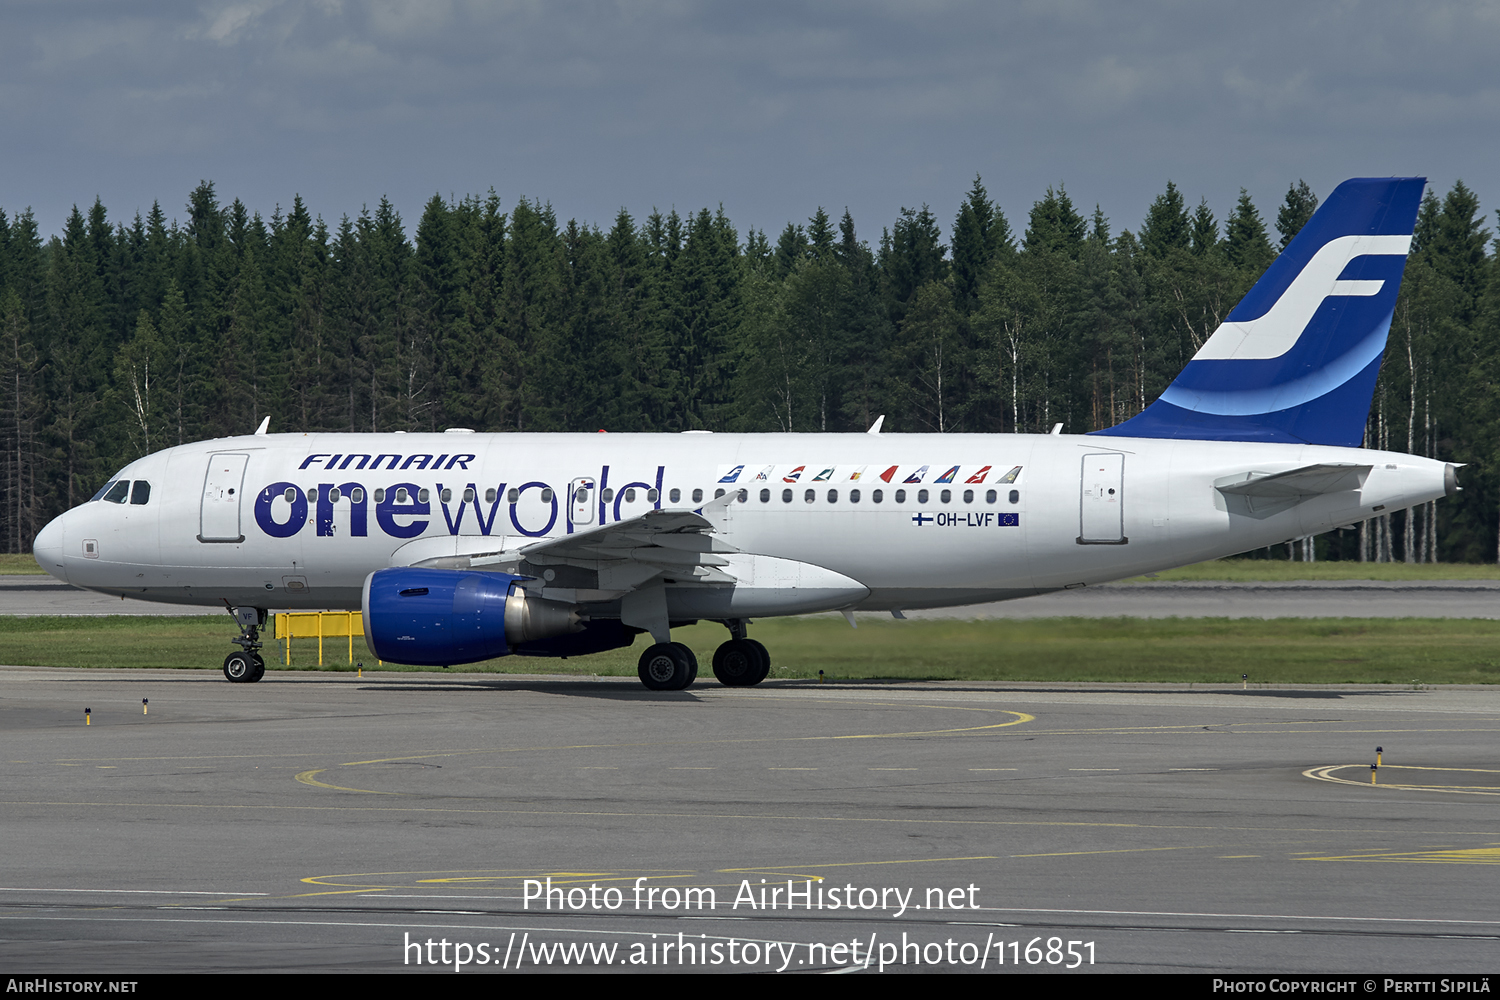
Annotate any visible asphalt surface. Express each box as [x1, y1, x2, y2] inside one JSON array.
[[2, 667, 1497, 974], [7, 574, 1500, 619]]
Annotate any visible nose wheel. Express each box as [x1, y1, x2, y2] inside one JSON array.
[[223, 651, 266, 683], [222, 604, 268, 683]]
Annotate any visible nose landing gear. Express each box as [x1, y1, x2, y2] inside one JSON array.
[[223, 604, 267, 683]]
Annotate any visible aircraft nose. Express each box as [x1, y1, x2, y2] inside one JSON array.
[[32, 516, 67, 583]]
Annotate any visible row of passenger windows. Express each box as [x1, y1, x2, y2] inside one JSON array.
[[285, 484, 1021, 507], [695, 487, 1022, 505], [294, 486, 656, 505], [92, 480, 151, 505]]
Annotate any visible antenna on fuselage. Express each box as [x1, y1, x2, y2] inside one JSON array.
[[254, 417, 270, 436]]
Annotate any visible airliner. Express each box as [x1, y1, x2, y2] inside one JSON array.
[[31, 177, 1454, 690]]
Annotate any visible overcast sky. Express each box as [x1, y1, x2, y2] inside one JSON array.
[[4, 1, 1498, 246]]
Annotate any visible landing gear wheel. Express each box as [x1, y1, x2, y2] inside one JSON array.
[[670, 643, 699, 688], [223, 651, 256, 683], [247, 653, 266, 683], [638, 643, 692, 691], [713, 639, 762, 686], [744, 638, 771, 685]]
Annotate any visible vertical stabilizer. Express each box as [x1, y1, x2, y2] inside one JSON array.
[[1095, 177, 1426, 446]]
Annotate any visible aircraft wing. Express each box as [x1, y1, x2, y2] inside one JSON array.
[[516, 494, 741, 595], [1216, 463, 1372, 499]]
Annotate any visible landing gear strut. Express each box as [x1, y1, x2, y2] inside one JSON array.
[[712, 619, 770, 686], [223, 604, 268, 683]]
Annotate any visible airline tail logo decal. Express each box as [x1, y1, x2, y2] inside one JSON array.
[[783, 466, 805, 483], [753, 465, 774, 481], [879, 466, 898, 483], [965, 466, 992, 484], [935, 466, 960, 484], [903, 466, 929, 484], [847, 465, 867, 482], [812, 467, 836, 482], [718, 465, 745, 483]]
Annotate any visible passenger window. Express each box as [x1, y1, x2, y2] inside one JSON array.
[[462, 487, 474, 503], [917, 489, 929, 503], [737, 489, 748, 502], [827, 489, 838, 503], [485, 488, 496, 504], [850, 489, 860, 503], [352, 488, 365, 504], [670, 488, 681, 503], [760, 488, 770, 503], [308, 488, 318, 504], [872, 489, 883, 504], [508, 488, 520, 503], [782, 489, 793, 503], [103, 481, 130, 504], [625, 488, 636, 502], [330, 487, 342, 503], [647, 489, 660, 502], [962, 489, 973, 503], [283, 487, 297, 503], [1010, 490, 1020, 504], [540, 488, 553, 503], [396, 488, 410, 503], [939, 489, 951, 504], [418, 488, 431, 504], [374, 488, 385, 503], [692, 488, 703, 503], [894, 489, 905, 503], [440, 488, 452, 503], [804, 489, 815, 504], [130, 481, 151, 505], [986, 489, 996, 504]]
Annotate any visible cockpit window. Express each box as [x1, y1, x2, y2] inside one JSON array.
[[130, 481, 151, 505], [91, 480, 119, 502], [102, 481, 130, 504]]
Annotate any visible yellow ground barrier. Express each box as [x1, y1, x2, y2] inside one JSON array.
[[274, 611, 377, 666]]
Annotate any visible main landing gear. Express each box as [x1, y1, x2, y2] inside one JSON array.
[[223, 605, 267, 683], [636, 619, 770, 691]]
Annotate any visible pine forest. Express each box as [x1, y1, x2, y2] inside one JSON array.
[[1, 178, 1496, 562]]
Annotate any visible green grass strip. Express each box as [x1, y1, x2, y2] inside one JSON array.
[[2, 614, 1498, 685]]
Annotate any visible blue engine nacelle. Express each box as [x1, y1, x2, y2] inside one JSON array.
[[362, 567, 584, 666]]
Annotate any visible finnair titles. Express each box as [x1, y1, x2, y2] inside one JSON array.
[[33, 177, 1458, 690]]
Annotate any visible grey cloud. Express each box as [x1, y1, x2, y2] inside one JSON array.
[[2, 1, 1497, 243]]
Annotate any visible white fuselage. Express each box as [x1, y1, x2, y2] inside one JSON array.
[[33, 431, 1450, 618]]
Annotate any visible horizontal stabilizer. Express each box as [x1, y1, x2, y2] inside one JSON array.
[[1217, 463, 1371, 499]]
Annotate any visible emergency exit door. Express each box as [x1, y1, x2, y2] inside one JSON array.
[[1078, 453, 1127, 544]]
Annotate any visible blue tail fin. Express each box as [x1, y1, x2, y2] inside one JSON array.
[[1094, 177, 1426, 447]]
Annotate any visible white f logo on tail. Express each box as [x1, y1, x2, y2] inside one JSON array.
[[1193, 234, 1411, 362]]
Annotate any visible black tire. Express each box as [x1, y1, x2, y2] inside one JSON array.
[[223, 652, 255, 683], [670, 642, 699, 688], [638, 643, 690, 691], [247, 653, 266, 683], [745, 639, 771, 685], [712, 639, 760, 687]]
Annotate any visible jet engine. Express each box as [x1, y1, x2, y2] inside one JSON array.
[[362, 567, 583, 666]]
